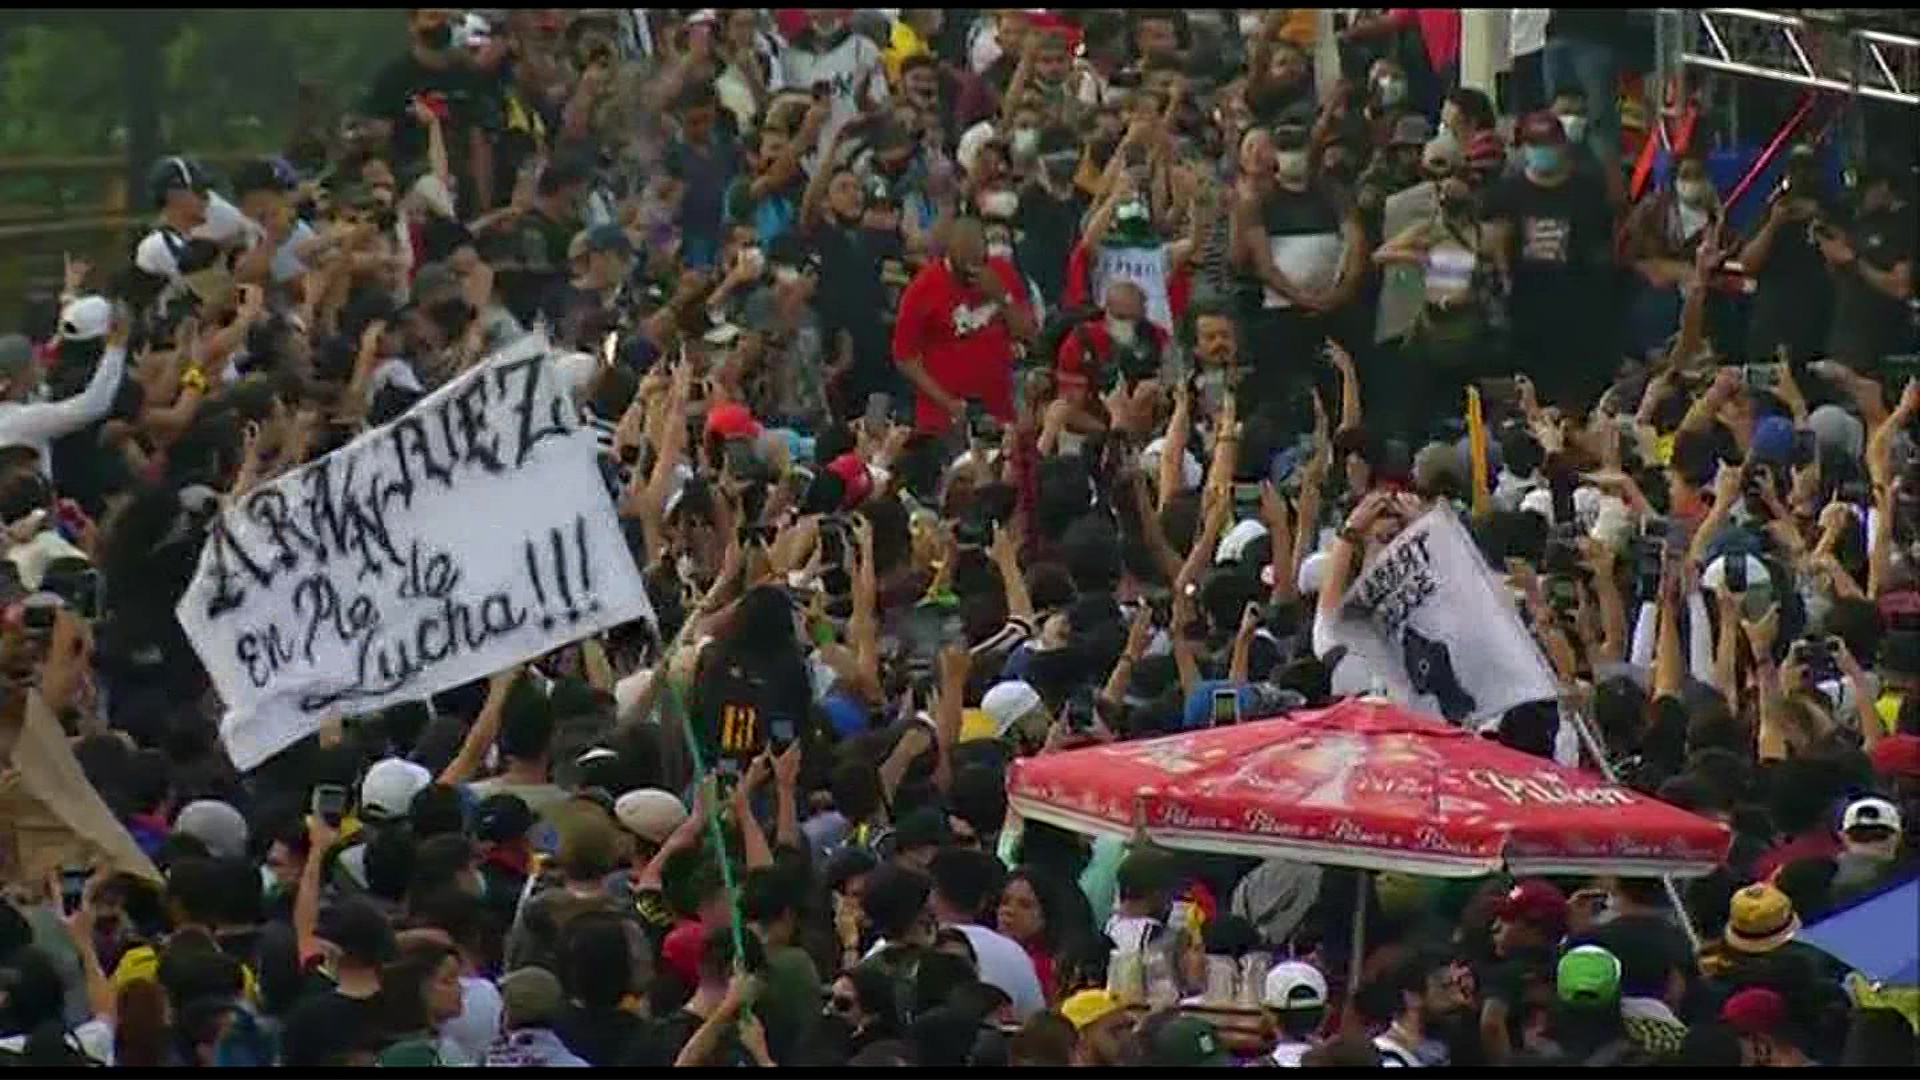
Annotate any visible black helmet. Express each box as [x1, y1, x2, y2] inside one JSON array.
[[146, 155, 213, 210]]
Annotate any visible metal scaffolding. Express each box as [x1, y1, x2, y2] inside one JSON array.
[[1656, 7, 1920, 108]]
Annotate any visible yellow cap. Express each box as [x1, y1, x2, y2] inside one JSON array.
[[1060, 989, 1123, 1030]]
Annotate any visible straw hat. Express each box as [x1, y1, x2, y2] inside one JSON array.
[[1724, 882, 1800, 955]]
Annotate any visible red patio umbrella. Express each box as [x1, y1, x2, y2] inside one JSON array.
[[1007, 698, 1731, 879]]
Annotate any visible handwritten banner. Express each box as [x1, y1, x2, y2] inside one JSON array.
[[1090, 243, 1174, 331], [177, 333, 654, 771], [1318, 505, 1558, 726]]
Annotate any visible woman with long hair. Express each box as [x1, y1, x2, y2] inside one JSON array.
[[995, 864, 1095, 1005]]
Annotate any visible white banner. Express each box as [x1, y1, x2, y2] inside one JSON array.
[[1320, 505, 1558, 725], [1090, 243, 1174, 331], [177, 333, 654, 771]]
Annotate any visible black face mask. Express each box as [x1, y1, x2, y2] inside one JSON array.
[[417, 22, 454, 50]]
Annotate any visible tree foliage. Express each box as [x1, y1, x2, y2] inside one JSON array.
[[0, 9, 404, 159]]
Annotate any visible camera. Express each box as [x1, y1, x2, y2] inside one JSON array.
[[1742, 363, 1781, 390]]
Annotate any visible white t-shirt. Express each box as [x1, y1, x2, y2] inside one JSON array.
[[776, 32, 888, 153], [438, 975, 505, 1066], [947, 922, 1045, 1020]]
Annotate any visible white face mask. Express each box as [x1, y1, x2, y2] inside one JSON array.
[[1375, 77, 1406, 106], [1011, 127, 1040, 158], [1275, 150, 1310, 184], [1676, 179, 1711, 207], [1557, 114, 1589, 145], [1105, 315, 1137, 347], [986, 241, 1014, 259]]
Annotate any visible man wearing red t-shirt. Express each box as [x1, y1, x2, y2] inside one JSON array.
[[891, 217, 1035, 433], [1054, 279, 1169, 402]]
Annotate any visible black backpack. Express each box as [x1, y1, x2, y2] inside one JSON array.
[[1031, 304, 1099, 371]]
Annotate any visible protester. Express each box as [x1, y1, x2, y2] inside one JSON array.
[[0, 8, 1916, 1071]]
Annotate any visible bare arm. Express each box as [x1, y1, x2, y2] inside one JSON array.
[[436, 669, 518, 786]]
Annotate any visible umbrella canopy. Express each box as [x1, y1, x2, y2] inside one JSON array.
[[1800, 875, 1919, 986], [1007, 698, 1730, 878]]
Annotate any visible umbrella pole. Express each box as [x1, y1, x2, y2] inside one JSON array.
[[1341, 873, 1369, 1036], [1564, 706, 1704, 954]]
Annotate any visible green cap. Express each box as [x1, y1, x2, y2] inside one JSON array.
[[1147, 1016, 1229, 1067], [1557, 944, 1623, 1005]]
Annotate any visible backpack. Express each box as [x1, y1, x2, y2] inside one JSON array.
[[1032, 304, 1099, 372]]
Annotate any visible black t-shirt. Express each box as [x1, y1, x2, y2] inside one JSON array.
[[1014, 182, 1087, 306], [280, 987, 387, 1066], [493, 206, 579, 326], [538, 279, 615, 347], [628, 1007, 752, 1067], [361, 52, 499, 174], [689, 649, 813, 767], [555, 1003, 652, 1067], [1748, 202, 1836, 360], [1483, 170, 1614, 316], [807, 217, 901, 368], [1236, 182, 1351, 318], [1828, 202, 1917, 366], [1585, 912, 1694, 989]]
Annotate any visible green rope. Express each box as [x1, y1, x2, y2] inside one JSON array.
[[656, 669, 751, 996]]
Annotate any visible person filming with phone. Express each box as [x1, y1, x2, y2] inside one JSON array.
[[891, 215, 1036, 436]]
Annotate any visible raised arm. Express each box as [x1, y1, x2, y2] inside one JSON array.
[[436, 668, 519, 786]]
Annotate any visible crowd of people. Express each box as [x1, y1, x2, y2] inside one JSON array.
[[0, 6, 1916, 1068]]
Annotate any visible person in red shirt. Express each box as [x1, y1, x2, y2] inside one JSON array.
[[1054, 280, 1169, 403], [891, 216, 1036, 433]]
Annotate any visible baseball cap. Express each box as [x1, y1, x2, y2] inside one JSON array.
[[1841, 795, 1902, 835], [499, 965, 565, 1028], [147, 155, 211, 208], [1390, 114, 1433, 147], [824, 451, 874, 508], [1059, 989, 1123, 1029], [981, 680, 1045, 741], [360, 757, 432, 822], [174, 799, 250, 860], [474, 793, 537, 845], [1701, 553, 1772, 596], [1262, 960, 1329, 1011], [1518, 110, 1568, 145], [1720, 986, 1788, 1034], [1749, 415, 1797, 464], [613, 788, 690, 844], [1724, 882, 1799, 954], [1556, 944, 1623, 1005], [579, 222, 634, 258], [1146, 1015, 1229, 1067], [705, 401, 762, 441], [1869, 734, 1920, 780], [58, 296, 113, 342], [1493, 879, 1569, 936]]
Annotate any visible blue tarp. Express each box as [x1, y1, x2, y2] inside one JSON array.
[[1799, 875, 1920, 986]]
